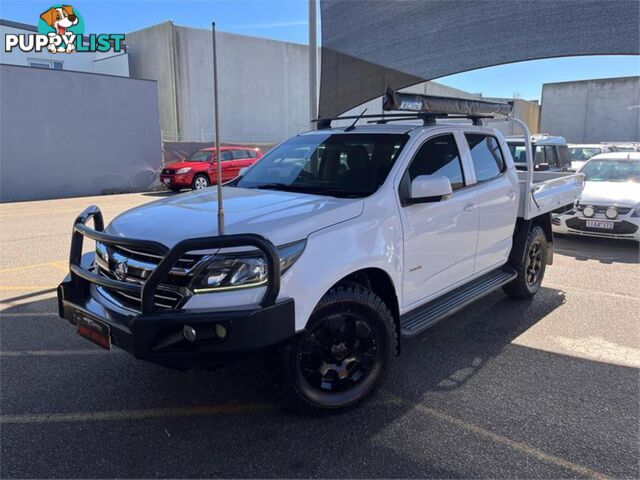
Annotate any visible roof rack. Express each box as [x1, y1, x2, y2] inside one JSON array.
[[313, 88, 513, 130]]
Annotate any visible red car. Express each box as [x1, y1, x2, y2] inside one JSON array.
[[160, 146, 262, 191]]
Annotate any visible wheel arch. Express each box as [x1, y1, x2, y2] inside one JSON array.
[[328, 267, 401, 355], [509, 214, 553, 267]]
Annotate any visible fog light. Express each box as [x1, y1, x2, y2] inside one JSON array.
[[605, 207, 618, 219], [183, 325, 197, 342], [214, 323, 227, 339], [583, 205, 595, 218]]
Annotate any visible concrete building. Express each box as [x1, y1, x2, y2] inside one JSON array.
[[0, 64, 161, 202], [540, 76, 640, 143], [126, 21, 309, 145], [0, 19, 130, 76]]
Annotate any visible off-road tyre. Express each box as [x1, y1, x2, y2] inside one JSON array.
[[503, 225, 547, 300], [273, 285, 397, 416]]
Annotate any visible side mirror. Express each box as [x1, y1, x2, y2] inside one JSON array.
[[407, 175, 452, 204]]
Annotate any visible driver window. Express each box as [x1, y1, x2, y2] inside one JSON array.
[[406, 134, 465, 190]]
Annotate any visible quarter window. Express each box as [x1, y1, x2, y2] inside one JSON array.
[[466, 134, 506, 182], [407, 134, 465, 190]]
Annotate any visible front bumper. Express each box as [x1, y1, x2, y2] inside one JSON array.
[[159, 174, 193, 187], [57, 205, 295, 370], [553, 211, 640, 240]]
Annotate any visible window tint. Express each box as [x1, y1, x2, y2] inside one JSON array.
[[407, 134, 465, 190], [466, 134, 505, 182], [219, 151, 233, 161], [533, 145, 545, 166], [231, 150, 247, 159], [544, 146, 558, 168], [247, 150, 258, 158]]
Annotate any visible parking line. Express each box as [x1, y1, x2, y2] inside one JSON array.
[[0, 403, 276, 424], [0, 312, 58, 317], [544, 283, 639, 301], [0, 286, 58, 291], [0, 261, 65, 274], [413, 404, 608, 480], [0, 350, 119, 357]]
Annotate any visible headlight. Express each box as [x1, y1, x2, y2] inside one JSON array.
[[176, 167, 192, 174], [192, 239, 306, 293], [605, 207, 618, 219], [582, 205, 595, 218], [631, 208, 640, 218]]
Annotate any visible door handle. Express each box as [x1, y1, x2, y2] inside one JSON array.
[[463, 203, 476, 212]]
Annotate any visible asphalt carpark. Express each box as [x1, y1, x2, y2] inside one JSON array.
[[0, 192, 638, 479]]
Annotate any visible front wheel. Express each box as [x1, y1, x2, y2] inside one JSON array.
[[274, 285, 397, 415], [503, 225, 547, 300], [191, 174, 210, 190]]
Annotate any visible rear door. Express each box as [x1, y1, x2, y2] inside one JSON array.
[[464, 133, 518, 273], [399, 132, 480, 308]]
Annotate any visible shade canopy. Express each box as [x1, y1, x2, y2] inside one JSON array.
[[319, 0, 640, 118]]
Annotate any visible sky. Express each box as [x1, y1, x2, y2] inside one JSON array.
[[1, 0, 638, 100]]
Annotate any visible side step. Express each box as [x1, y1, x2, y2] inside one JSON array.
[[400, 267, 517, 337]]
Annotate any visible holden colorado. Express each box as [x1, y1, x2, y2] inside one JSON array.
[[56, 93, 584, 414]]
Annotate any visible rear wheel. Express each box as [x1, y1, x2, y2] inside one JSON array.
[[192, 174, 210, 190], [274, 285, 396, 415], [503, 225, 547, 300]]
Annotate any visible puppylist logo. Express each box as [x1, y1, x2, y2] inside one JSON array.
[[4, 4, 125, 54]]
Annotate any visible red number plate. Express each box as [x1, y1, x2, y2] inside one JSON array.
[[75, 313, 111, 350]]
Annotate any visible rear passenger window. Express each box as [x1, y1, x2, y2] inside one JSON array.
[[544, 146, 558, 168], [465, 134, 506, 182], [232, 150, 247, 159], [407, 134, 465, 190]]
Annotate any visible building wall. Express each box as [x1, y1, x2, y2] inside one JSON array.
[[0, 64, 161, 202], [540, 76, 640, 143], [0, 22, 130, 76], [127, 22, 310, 145]]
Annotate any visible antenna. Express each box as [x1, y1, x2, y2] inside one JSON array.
[[344, 108, 367, 132], [212, 21, 224, 235]]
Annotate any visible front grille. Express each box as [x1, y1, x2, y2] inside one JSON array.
[[95, 242, 205, 312], [565, 218, 639, 234]]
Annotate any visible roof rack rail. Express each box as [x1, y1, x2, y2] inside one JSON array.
[[313, 88, 513, 130]]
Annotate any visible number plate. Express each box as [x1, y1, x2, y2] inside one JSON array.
[[75, 313, 111, 350], [586, 220, 614, 230]]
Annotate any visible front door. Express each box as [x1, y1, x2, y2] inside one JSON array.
[[399, 133, 480, 309]]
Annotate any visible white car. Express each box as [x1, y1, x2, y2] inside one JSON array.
[[507, 134, 572, 172], [553, 152, 640, 241], [55, 93, 583, 414], [568, 143, 615, 172]]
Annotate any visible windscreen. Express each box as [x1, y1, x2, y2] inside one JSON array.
[[236, 133, 408, 197], [185, 151, 211, 162], [569, 147, 601, 161], [580, 160, 640, 183]]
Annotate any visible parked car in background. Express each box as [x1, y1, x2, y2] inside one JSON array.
[[606, 142, 640, 153], [506, 134, 571, 172], [160, 146, 262, 191], [568, 144, 615, 171], [553, 152, 640, 241]]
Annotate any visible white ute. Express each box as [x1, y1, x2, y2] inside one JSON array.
[[57, 92, 584, 414]]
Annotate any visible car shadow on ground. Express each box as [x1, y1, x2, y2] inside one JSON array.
[[141, 190, 183, 198], [1, 287, 638, 478], [554, 234, 639, 264]]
